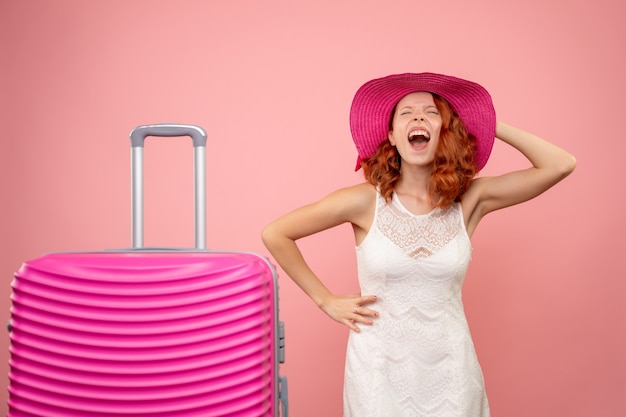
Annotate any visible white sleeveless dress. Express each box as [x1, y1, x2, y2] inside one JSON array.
[[343, 191, 490, 417]]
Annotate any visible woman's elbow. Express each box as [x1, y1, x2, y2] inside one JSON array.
[[559, 153, 577, 178], [261, 223, 277, 248], [261, 221, 290, 250]]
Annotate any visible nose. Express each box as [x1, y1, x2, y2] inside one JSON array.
[[414, 115, 424, 121]]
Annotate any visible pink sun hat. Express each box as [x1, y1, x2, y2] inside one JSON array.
[[349, 72, 496, 171]]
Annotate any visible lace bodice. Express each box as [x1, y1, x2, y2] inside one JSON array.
[[377, 194, 465, 259], [343, 191, 490, 417]]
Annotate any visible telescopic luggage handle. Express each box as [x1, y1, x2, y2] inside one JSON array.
[[129, 123, 208, 250]]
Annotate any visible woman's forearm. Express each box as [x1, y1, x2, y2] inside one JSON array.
[[495, 121, 576, 175], [261, 226, 333, 307]]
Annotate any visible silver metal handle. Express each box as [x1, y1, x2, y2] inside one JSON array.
[[129, 123, 207, 250]]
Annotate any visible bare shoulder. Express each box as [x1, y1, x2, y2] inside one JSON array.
[[461, 177, 491, 236], [263, 182, 377, 241], [331, 182, 376, 241], [334, 182, 376, 206], [462, 177, 488, 211], [322, 182, 376, 222]]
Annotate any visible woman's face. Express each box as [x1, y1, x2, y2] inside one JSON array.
[[388, 91, 442, 169]]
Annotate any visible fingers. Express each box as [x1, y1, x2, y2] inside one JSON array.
[[346, 319, 361, 333], [361, 295, 378, 305], [348, 295, 379, 332], [354, 295, 379, 317], [320, 293, 379, 333]]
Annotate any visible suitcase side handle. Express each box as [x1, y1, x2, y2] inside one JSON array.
[[129, 123, 207, 250], [279, 375, 289, 417]]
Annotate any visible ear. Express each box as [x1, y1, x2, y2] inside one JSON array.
[[388, 130, 396, 146]]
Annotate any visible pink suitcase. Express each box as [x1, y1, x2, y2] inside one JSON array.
[[8, 124, 288, 416]]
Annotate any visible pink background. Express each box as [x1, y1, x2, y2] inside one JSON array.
[[1, 1, 624, 416]]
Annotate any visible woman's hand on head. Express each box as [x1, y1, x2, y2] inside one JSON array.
[[319, 294, 379, 332]]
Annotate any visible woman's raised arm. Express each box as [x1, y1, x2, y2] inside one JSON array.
[[465, 121, 576, 233]]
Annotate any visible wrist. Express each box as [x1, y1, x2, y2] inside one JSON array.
[[313, 291, 333, 309]]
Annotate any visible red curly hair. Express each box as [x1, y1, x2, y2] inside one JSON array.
[[360, 94, 477, 208]]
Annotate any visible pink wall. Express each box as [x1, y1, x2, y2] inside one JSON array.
[[1, 1, 624, 416]]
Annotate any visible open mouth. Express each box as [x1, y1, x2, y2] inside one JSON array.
[[408, 129, 430, 147]]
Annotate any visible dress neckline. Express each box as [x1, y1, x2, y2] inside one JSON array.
[[391, 192, 438, 218]]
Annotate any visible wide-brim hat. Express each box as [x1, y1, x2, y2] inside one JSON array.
[[349, 72, 496, 171]]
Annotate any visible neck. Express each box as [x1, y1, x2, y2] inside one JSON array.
[[396, 165, 431, 194]]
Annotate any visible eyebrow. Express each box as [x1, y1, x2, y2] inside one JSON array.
[[398, 104, 438, 111]]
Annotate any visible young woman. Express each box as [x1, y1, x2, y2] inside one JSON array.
[[262, 72, 576, 417]]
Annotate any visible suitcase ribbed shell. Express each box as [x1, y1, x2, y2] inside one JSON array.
[[9, 251, 278, 417]]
